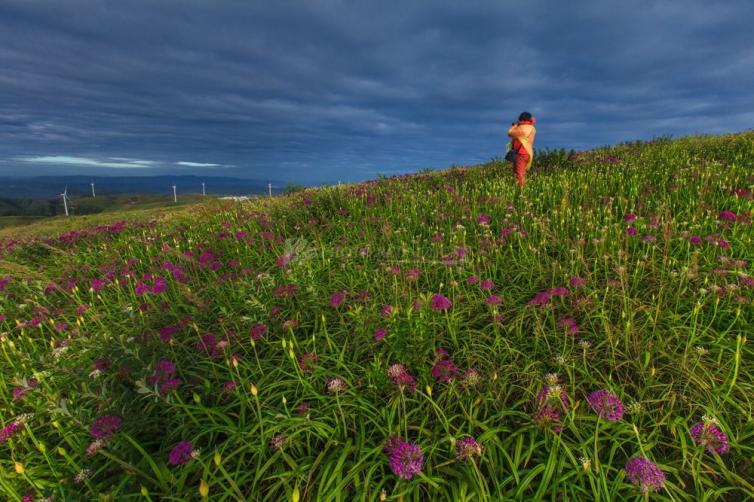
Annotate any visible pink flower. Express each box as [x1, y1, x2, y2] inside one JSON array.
[[569, 276, 586, 288], [486, 295, 502, 305], [625, 226, 638, 236], [431, 359, 458, 382], [480, 280, 495, 291], [90, 415, 121, 439], [374, 327, 387, 341], [250, 323, 267, 341], [330, 291, 345, 308], [718, 210, 737, 222], [430, 294, 452, 311]]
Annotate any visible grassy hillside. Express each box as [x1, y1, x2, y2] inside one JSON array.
[[0, 193, 210, 231], [1, 132, 753, 501]]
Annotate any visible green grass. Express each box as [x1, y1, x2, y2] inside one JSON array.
[[0, 132, 753, 501]]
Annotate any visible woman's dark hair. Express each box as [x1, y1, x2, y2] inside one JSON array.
[[518, 112, 532, 121]]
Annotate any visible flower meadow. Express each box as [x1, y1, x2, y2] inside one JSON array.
[[1, 132, 754, 500]]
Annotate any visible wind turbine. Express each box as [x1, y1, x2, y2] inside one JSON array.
[[60, 187, 70, 217], [268, 182, 272, 197], [90, 182, 96, 198], [202, 182, 206, 196], [172, 184, 177, 203]]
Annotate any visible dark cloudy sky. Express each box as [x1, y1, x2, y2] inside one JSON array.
[[1, 0, 753, 184]]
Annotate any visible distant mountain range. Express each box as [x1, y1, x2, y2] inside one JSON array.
[[0, 175, 292, 198]]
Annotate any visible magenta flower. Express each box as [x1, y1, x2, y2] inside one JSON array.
[[455, 437, 483, 460], [330, 291, 345, 308], [388, 364, 417, 393], [690, 421, 729, 454], [480, 279, 495, 291], [625, 457, 665, 493], [549, 287, 569, 297], [557, 317, 580, 335], [486, 295, 502, 305], [147, 360, 177, 385], [467, 275, 480, 285], [0, 420, 24, 444], [431, 359, 458, 382], [537, 384, 570, 410], [159, 378, 182, 396], [718, 210, 737, 222], [569, 276, 586, 288], [430, 294, 452, 311], [587, 390, 624, 421], [624, 213, 636, 223], [249, 323, 267, 341], [168, 441, 193, 466], [528, 291, 551, 306], [406, 268, 421, 281], [90, 415, 121, 439], [389, 441, 424, 480], [532, 405, 562, 432], [380, 305, 396, 317], [297, 403, 310, 415], [477, 214, 491, 225], [374, 327, 387, 341], [625, 226, 638, 236], [689, 235, 703, 245]]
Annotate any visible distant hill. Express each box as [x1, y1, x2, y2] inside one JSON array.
[[0, 175, 287, 199]]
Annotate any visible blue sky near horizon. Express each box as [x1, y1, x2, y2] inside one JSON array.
[[1, 0, 753, 184]]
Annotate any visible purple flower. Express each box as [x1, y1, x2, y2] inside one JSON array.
[[625, 226, 638, 236], [430, 294, 452, 312], [455, 437, 483, 460], [625, 457, 665, 493], [90, 415, 121, 439], [486, 295, 502, 305], [718, 210, 737, 222], [528, 291, 551, 306], [587, 390, 624, 421], [624, 213, 636, 223], [380, 305, 396, 317], [388, 364, 417, 393], [690, 422, 729, 454], [532, 405, 562, 433], [549, 286, 569, 297], [158, 324, 178, 342], [569, 276, 586, 288], [480, 279, 495, 291], [249, 323, 267, 341], [477, 214, 491, 225], [330, 291, 345, 308], [537, 384, 570, 410], [0, 420, 23, 444], [389, 441, 424, 480], [557, 317, 580, 335], [168, 441, 193, 465], [159, 378, 182, 396], [374, 327, 387, 341], [467, 275, 480, 285], [689, 235, 703, 245], [147, 360, 176, 385], [431, 359, 458, 382]]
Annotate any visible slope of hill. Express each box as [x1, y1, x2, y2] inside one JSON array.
[[0, 132, 753, 500]]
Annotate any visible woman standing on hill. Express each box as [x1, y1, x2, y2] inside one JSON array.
[[507, 112, 537, 187]]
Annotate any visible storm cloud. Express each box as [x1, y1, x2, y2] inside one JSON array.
[[1, 0, 753, 183]]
